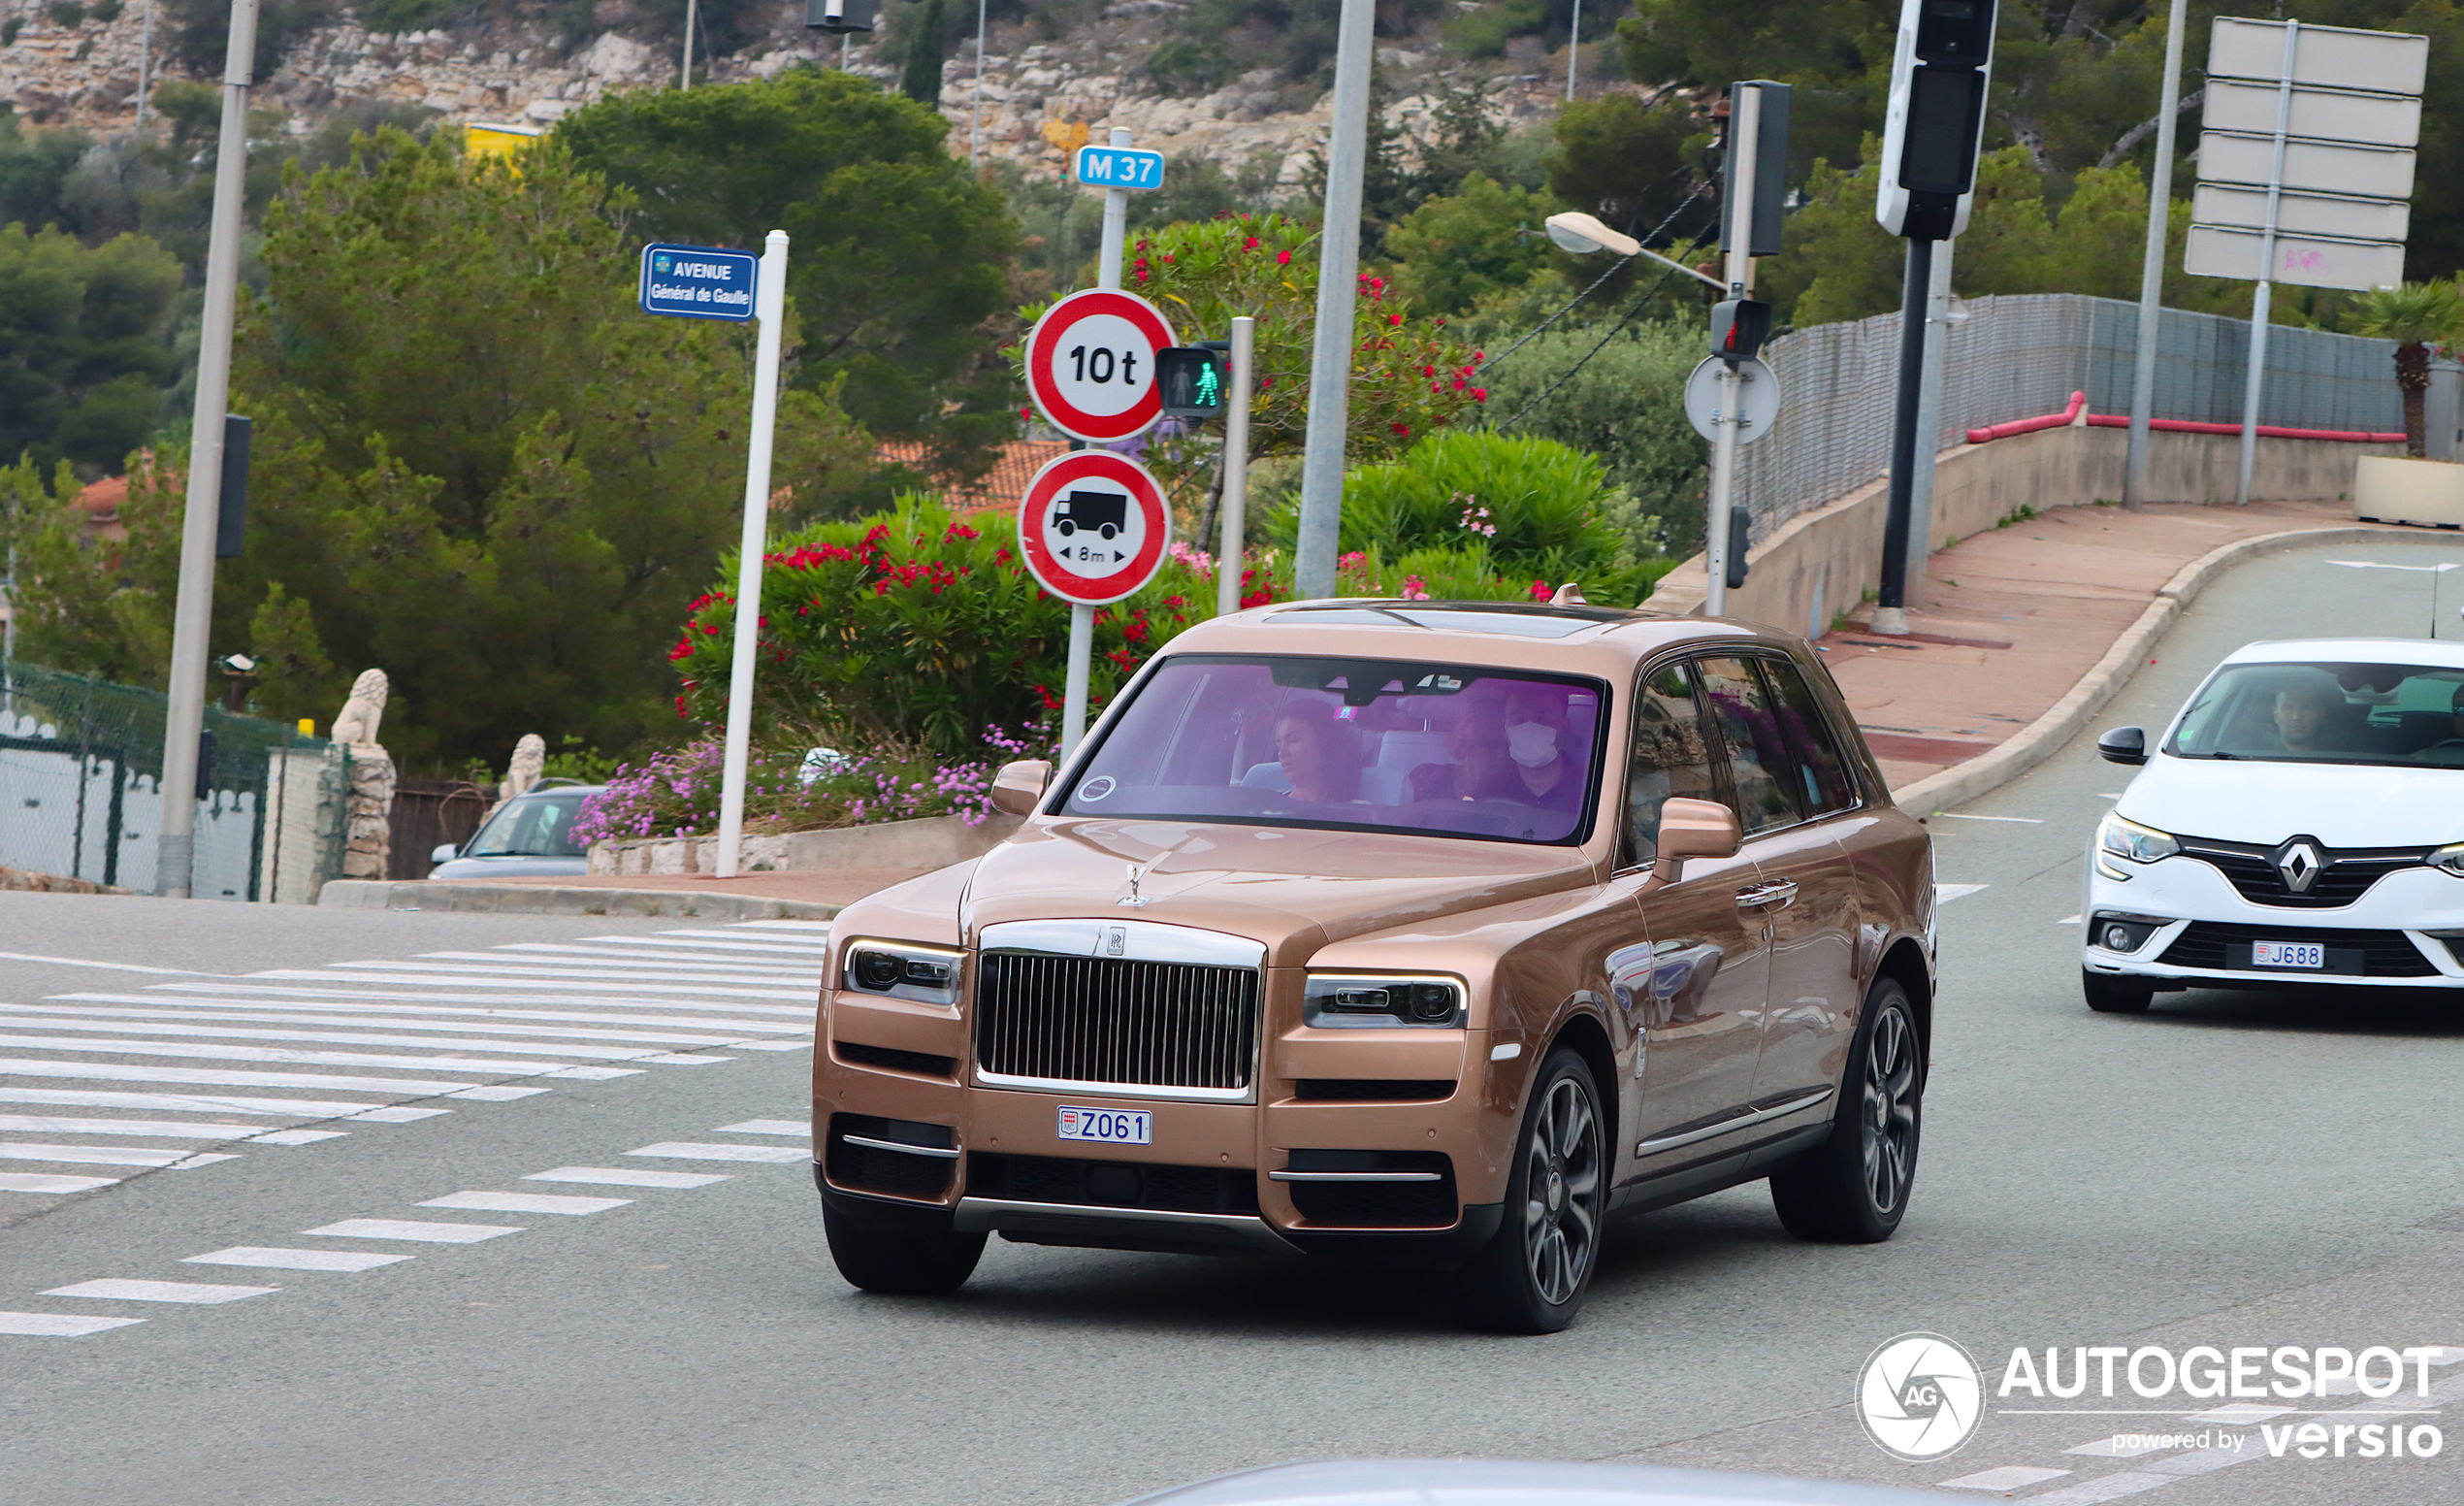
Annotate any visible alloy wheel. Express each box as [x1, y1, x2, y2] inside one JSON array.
[[1862, 1005, 1920, 1215], [1520, 1072, 1604, 1306]]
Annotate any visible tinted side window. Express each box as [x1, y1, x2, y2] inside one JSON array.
[[1760, 657, 1857, 817], [1621, 661, 1720, 869], [1697, 655, 1801, 835]]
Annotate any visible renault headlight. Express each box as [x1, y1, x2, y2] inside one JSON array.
[[2430, 841, 2464, 878], [2094, 813, 2178, 881]]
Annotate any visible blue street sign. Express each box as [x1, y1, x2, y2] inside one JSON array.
[[639, 243, 758, 321], [1075, 145, 1166, 191]]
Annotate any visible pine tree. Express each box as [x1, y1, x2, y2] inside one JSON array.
[[900, 0, 947, 108]]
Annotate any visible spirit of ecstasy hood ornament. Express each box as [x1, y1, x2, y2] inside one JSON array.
[[1119, 860, 1155, 907]]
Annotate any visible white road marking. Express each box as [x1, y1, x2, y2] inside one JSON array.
[[0, 1033, 603, 1076], [0, 1086, 382, 1116], [427, 947, 821, 975], [295, 964, 810, 994], [0, 1011, 723, 1059], [44, 1279, 277, 1303], [447, 1085, 552, 1100], [0, 1171, 120, 1193], [2325, 558, 2462, 572], [0, 1059, 481, 1094], [1934, 884, 1990, 902], [626, 1141, 808, 1163], [524, 1165, 731, 1188], [2064, 1437, 2179, 1458], [725, 1041, 813, 1052], [715, 1119, 809, 1136], [418, 1191, 632, 1215], [719, 920, 834, 932], [94, 989, 813, 1027], [580, 934, 835, 956], [301, 1219, 524, 1243], [250, 1130, 349, 1145], [0, 950, 206, 975], [2025, 1471, 2176, 1503], [347, 1106, 454, 1122], [1939, 1465, 2072, 1490], [233, 973, 810, 1002], [169, 1153, 242, 1168], [0, 1311, 146, 1335], [0, 1115, 267, 1140], [186, 1247, 411, 1271], [1938, 812, 2045, 823], [0, 1143, 200, 1167], [2059, 914, 2083, 925]]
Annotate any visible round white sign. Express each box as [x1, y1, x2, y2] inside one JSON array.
[[1683, 355, 1781, 445], [1016, 449, 1172, 606], [1024, 289, 1179, 442]]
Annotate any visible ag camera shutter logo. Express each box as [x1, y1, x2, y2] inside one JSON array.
[[1858, 1332, 1985, 1460]]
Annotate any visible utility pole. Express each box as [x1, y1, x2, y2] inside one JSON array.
[[1292, 0, 1374, 601], [1702, 84, 1761, 618], [1566, 0, 1579, 101], [971, 0, 987, 167], [1902, 240, 1954, 591], [681, 0, 697, 86], [2123, 0, 2189, 511], [154, 0, 257, 899], [1216, 317, 1256, 618]]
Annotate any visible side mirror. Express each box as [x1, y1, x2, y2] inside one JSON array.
[[430, 842, 459, 866], [2096, 727, 2148, 767], [989, 759, 1052, 816], [1652, 797, 1741, 885]]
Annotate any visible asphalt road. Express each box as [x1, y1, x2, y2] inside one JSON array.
[[4, 537, 2461, 1506]]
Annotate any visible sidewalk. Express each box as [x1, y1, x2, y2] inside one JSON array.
[[326, 499, 2402, 919]]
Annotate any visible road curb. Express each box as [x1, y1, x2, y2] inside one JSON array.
[[317, 879, 840, 921], [1891, 523, 2404, 815]]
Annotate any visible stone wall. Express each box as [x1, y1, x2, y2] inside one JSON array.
[[341, 753, 395, 881]]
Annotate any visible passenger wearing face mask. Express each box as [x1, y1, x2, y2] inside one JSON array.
[[1409, 683, 1583, 815]]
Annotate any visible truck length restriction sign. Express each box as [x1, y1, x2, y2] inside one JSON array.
[[1017, 449, 1171, 606], [1024, 288, 1178, 442]]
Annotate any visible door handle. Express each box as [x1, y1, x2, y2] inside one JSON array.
[[1735, 880, 1799, 910]]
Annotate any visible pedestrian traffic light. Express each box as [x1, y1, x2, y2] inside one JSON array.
[[1876, 0, 1997, 241], [1157, 344, 1228, 421], [1709, 299, 1772, 363], [805, 0, 875, 32]]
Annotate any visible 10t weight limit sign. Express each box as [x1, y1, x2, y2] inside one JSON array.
[[1024, 288, 1179, 442]]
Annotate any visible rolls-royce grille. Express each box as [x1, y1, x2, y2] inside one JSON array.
[[975, 951, 1260, 1093]]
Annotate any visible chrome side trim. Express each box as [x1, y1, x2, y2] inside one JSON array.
[[977, 918, 1267, 969], [837, 1133, 960, 1160], [1268, 1170, 1442, 1183], [973, 1069, 1253, 1103], [1635, 1086, 1835, 1158], [953, 1196, 1299, 1254]]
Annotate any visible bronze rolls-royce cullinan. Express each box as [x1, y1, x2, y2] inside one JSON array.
[[812, 600, 1936, 1331]]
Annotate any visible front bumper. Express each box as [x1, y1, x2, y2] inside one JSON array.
[[2082, 850, 2464, 989]]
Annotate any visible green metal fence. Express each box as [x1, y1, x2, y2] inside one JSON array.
[[0, 660, 350, 900]]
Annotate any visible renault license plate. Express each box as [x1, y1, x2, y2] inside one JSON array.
[[2252, 940, 2326, 969], [1057, 1106, 1151, 1145]]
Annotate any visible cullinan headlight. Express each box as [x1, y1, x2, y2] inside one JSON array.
[[839, 941, 962, 1006], [1304, 974, 1465, 1029], [2094, 812, 2180, 880], [2430, 841, 2464, 878]]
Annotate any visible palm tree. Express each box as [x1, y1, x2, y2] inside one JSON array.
[[2351, 280, 2463, 457]]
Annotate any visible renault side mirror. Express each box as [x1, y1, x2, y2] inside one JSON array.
[[990, 760, 1052, 816], [1652, 798, 1741, 885], [430, 842, 459, 865], [2096, 727, 2148, 767]]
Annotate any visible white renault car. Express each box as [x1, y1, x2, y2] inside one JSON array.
[[2081, 638, 2464, 1012]]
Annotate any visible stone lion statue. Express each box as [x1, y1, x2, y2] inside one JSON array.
[[502, 734, 546, 804], [330, 669, 388, 754]]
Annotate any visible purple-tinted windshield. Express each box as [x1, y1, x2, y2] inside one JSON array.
[[1056, 654, 1607, 844]]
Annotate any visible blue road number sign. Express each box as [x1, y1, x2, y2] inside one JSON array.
[[1075, 145, 1166, 191], [639, 244, 757, 321]]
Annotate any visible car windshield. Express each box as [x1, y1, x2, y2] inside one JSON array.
[[462, 791, 592, 857], [1056, 654, 1607, 843], [2165, 660, 2464, 767]]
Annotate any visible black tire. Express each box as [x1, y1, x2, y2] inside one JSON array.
[[2082, 969, 2156, 1014], [1462, 1046, 1608, 1334], [823, 1201, 986, 1295], [1770, 979, 1923, 1243]]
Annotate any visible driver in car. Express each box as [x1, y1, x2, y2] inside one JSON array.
[[2270, 680, 2348, 754]]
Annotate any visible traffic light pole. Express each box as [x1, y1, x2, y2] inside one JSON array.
[[1703, 85, 1759, 619], [1872, 235, 1933, 638], [1216, 316, 1255, 619], [154, 0, 256, 898]]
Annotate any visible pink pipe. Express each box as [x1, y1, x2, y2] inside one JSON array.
[[1964, 390, 2401, 444], [1964, 391, 2086, 443]]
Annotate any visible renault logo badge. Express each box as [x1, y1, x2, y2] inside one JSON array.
[[2276, 839, 2323, 895]]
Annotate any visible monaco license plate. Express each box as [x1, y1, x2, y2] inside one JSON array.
[[2252, 939, 2326, 970], [1056, 1106, 1151, 1145]]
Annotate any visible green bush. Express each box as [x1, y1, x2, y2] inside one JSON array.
[[1269, 431, 1668, 603], [1476, 319, 1709, 556]]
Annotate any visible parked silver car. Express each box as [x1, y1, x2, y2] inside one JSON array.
[[426, 781, 601, 879]]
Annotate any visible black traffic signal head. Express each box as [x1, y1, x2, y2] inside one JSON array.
[[1914, 0, 1994, 63], [1710, 299, 1772, 363], [806, 0, 876, 32], [1156, 345, 1228, 421]]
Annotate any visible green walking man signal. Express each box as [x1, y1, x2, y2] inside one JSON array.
[[1157, 343, 1231, 420]]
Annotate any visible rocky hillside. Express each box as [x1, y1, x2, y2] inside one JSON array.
[[1, 0, 1589, 182]]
